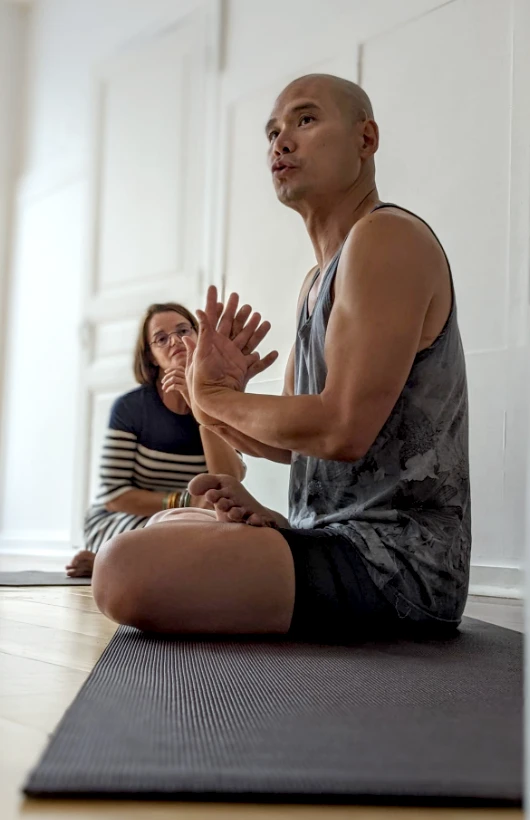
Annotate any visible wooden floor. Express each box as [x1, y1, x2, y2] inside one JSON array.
[[0, 573, 523, 820]]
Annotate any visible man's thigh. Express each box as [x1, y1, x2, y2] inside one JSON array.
[[92, 519, 295, 635]]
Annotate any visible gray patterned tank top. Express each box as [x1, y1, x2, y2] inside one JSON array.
[[288, 204, 472, 625]]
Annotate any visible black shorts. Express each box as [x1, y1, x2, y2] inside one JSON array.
[[278, 526, 401, 642]]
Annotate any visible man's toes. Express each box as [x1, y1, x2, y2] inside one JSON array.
[[204, 488, 224, 505], [247, 513, 274, 527], [215, 497, 233, 513], [189, 474, 222, 496], [227, 506, 246, 522]]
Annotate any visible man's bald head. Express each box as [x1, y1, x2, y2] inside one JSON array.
[[278, 74, 374, 124], [266, 73, 378, 210]]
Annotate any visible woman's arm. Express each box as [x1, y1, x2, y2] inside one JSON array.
[[102, 427, 235, 516], [199, 425, 246, 480], [105, 489, 167, 516], [98, 399, 211, 517]]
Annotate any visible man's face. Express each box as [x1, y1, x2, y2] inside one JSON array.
[[266, 79, 362, 207]]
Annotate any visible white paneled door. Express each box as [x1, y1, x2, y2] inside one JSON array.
[[72, 8, 217, 542]]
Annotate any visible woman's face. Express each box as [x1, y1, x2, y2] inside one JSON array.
[[147, 311, 197, 374]]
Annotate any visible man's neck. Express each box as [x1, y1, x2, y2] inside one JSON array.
[[301, 180, 380, 272]]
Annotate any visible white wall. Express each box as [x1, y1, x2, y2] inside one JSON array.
[[0, 0, 203, 555], [0, 1, 28, 544], [0, 0, 528, 598], [220, 0, 530, 596]]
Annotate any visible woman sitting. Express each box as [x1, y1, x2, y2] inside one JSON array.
[[66, 302, 244, 577]]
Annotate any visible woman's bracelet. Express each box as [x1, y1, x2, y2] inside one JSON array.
[[163, 491, 181, 510], [179, 489, 191, 508]]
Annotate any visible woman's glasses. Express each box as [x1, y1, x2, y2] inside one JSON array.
[[150, 326, 194, 348]]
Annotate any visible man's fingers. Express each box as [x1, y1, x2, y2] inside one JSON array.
[[182, 336, 197, 353], [232, 311, 261, 350], [245, 320, 272, 353], [201, 289, 270, 354], [238, 317, 273, 354], [195, 310, 212, 336], [182, 336, 197, 371], [246, 350, 279, 381], [231, 304, 252, 339], [217, 292, 239, 337], [204, 286, 220, 328]]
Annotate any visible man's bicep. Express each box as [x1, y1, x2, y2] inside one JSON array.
[[322, 219, 434, 457]]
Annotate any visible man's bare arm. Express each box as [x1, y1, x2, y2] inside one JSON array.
[[203, 424, 292, 464], [201, 345, 295, 463], [195, 213, 438, 461], [200, 269, 314, 464]]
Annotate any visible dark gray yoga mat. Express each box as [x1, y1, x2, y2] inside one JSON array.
[[24, 617, 522, 806], [0, 571, 90, 586]]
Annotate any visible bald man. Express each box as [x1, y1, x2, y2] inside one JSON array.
[[93, 74, 471, 641]]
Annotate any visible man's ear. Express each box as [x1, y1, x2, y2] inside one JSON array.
[[360, 119, 379, 157]]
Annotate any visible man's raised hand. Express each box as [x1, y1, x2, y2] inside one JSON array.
[[204, 285, 278, 384]]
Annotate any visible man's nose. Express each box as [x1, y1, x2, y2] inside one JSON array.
[[274, 132, 295, 156]]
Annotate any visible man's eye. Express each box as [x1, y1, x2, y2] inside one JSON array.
[[268, 131, 279, 143], [299, 115, 315, 126]]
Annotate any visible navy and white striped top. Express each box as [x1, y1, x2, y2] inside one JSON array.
[[84, 384, 208, 551]]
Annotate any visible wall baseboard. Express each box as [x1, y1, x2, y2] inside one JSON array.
[[0, 533, 73, 558], [469, 563, 523, 599], [0, 534, 523, 599]]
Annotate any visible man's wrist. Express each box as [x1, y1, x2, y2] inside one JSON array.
[[195, 384, 235, 420]]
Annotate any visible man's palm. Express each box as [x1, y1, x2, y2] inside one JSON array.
[[191, 310, 259, 395], [184, 287, 279, 423]]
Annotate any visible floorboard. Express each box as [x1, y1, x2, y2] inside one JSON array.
[[0, 561, 522, 820]]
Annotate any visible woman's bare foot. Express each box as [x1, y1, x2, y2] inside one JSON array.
[[188, 474, 278, 527], [66, 550, 95, 577]]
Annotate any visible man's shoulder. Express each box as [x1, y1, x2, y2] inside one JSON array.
[[341, 205, 446, 284], [352, 204, 437, 245]]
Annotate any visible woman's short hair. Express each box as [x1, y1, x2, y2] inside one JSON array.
[[133, 302, 198, 386]]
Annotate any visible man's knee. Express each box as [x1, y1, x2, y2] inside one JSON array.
[[92, 531, 148, 627]]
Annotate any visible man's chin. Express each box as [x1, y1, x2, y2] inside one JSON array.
[[276, 185, 305, 206]]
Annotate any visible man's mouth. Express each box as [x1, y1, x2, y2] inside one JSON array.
[[272, 160, 298, 176]]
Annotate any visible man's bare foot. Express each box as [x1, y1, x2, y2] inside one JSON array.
[[66, 550, 95, 577], [188, 474, 278, 527]]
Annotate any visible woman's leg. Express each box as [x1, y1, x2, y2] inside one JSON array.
[[66, 550, 96, 577], [68, 508, 150, 578]]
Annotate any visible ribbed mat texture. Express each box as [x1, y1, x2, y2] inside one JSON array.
[[0, 571, 90, 586], [24, 617, 522, 805]]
